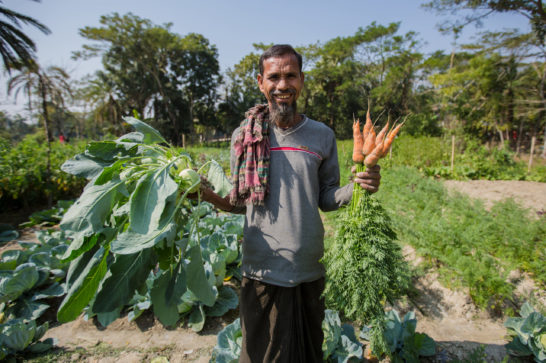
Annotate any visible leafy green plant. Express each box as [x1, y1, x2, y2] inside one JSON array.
[[0, 133, 86, 208], [322, 309, 363, 363], [210, 318, 242, 363], [0, 319, 56, 359], [361, 310, 435, 362], [504, 302, 546, 362], [376, 166, 546, 311], [324, 191, 410, 354], [0, 229, 69, 359], [210, 310, 363, 363], [19, 200, 74, 228], [0, 230, 69, 322], [0, 224, 18, 244], [56, 117, 239, 331]]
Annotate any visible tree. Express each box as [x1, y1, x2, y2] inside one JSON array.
[[7, 62, 72, 206], [76, 72, 123, 137], [75, 13, 221, 145], [217, 45, 265, 133], [422, 0, 546, 43], [0, 111, 36, 141], [0, 0, 50, 72]]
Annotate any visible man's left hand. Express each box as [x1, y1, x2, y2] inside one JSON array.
[[351, 164, 381, 193]]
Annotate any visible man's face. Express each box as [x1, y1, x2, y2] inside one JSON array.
[[257, 54, 304, 123]]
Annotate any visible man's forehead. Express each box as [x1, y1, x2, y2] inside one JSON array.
[[262, 54, 300, 71]]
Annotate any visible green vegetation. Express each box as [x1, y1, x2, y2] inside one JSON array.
[[0, 229, 69, 359], [210, 310, 364, 363], [377, 166, 545, 312], [0, 134, 86, 210], [360, 310, 436, 362], [336, 136, 546, 183], [55, 119, 241, 332], [324, 191, 410, 354], [504, 302, 546, 362]]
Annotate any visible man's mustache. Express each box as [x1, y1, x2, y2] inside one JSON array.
[[270, 89, 296, 97]]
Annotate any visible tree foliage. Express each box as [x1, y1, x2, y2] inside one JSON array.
[[0, 0, 50, 72], [422, 0, 546, 43], [74, 13, 221, 145]]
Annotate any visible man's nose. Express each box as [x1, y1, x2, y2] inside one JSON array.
[[277, 77, 288, 90]]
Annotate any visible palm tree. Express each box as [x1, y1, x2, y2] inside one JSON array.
[[7, 62, 72, 207], [0, 0, 50, 72], [77, 71, 123, 136]]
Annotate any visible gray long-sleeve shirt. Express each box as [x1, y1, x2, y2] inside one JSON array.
[[230, 116, 353, 287]]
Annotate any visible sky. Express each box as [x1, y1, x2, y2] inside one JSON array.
[[0, 0, 531, 114]]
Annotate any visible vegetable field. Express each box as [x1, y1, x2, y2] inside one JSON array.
[[1, 129, 545, 362]]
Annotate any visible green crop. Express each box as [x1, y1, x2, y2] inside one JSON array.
[[56, 117, 239, 330]]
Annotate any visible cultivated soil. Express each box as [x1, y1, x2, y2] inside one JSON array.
[[4, 179, 545, 362]]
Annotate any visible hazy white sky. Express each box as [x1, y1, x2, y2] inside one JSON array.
[[0, 0, 530, 114]]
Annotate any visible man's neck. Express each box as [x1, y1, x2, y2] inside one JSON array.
[[272, 113, 303, 130]]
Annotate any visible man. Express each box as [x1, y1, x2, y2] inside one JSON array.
[[200, 44, 380, 362]]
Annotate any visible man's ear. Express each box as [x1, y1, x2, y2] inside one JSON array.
[[257, 73, 264, 93]]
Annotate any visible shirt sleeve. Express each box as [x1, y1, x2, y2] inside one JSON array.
[[318, 131, 353, 212]]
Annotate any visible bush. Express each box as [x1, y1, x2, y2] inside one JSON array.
[[0, 133, 87, 210]]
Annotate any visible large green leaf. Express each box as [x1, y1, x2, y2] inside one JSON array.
[[211, 318, 242, 363], [96, 307, 122, 327], [85, 141, 135, 161], [150, 263, 187, 327], [0, 250, 22, 270], [60, 179, 125, 261], [129, 166, 178, 234], [207, 160, 233, 198], [94, 158, 128, 185], [205, 286, 238, 317], [322, 309, 342, 359], [188, 304, 205, 332], [110, 221, 177, 255], [0, 264, 39, 303], [66, 245, 98, 287], [123, 117, 167, 144], [57, 246, 109, 323], [93, 249, 155, 313], [0, 319, 36, 352], [61, 153, 111, 179], [32, 282, 66, 300], [186, 245, 216, 307], [8, 298, 49, 322]]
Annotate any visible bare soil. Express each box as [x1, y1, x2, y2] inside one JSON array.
[[10, 179, 546, 362]]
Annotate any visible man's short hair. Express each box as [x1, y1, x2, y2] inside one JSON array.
[[259, 44, 302, 75]]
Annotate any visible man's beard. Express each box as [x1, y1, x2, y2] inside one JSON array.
[[269, 91, 298, 126]]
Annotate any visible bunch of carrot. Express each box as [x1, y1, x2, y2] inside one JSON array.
[[350, 107, 404, 211], [352, 108, 404, 169], [324, 106, 409, 357]]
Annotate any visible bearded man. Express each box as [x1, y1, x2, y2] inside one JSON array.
[[200, 44, 381, 362]]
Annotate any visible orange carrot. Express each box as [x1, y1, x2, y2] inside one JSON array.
[[381, 121, 404, 156], [364, 139, 384, 168], [375, 120, 389, 145], [363, 107, 373, 141], [352, 118, 364, 163], [362, 130, 376, 156]]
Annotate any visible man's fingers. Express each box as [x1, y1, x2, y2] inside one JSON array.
[[357, 181, 379, 193], [356, 172, 381, 181]]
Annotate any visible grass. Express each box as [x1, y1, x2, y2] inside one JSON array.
[[372, 166, 544, 313]]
